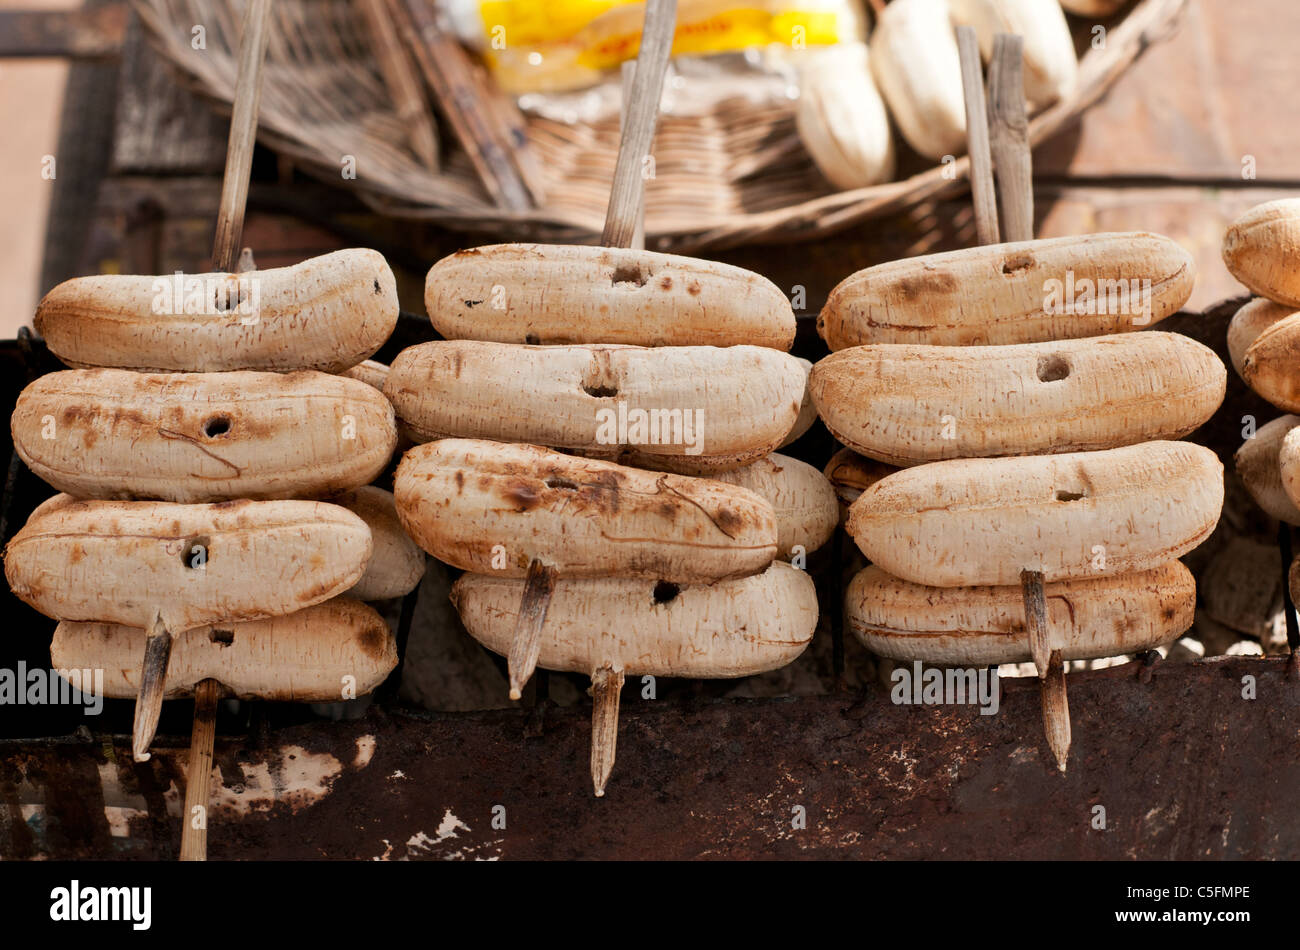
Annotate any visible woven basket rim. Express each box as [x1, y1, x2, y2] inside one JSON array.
[[133, 0, 1190, 252]]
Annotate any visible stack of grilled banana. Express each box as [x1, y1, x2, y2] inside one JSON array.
[[796, 0, 1102, 188], [4, 250, 421, 759], [387, 242, 835, 793], [1225, 200, 1300, 586], [810, 231, 1225, 768]]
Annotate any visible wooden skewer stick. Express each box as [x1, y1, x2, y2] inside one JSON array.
[[590, 665, 625, 797], [580, 0, 674, 795], [964, 32, 1068, 771], [500, 6, 672, 710], [983, 32, 1069, 770], [210, 0, 273, 273], [619, 60, 648, 252], [161, 0, 275, 862], [1020, 569, 1052, 676], [956, 26, 1000, 246], [1021, 571, 1068, 771], [507, 558, 556, 700], [601, 0, 676, 249], [178, 679, 221, 861], [1040, 649, 1070, 771], [987, 34, 1034, 244], [131, 611, 172, 762]]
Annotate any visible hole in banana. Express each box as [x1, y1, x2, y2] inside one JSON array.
[[544, 476, 580, 491], [209, 628, 234, 646], [652, 581, 680, 605], [180, 535, 210, 568], [524, 333, 540, 345], [611, 264, 648, 287], [583, 383, 619, 397], [203, 415, 231, 438], [373, 279, 381, 294], [1036, 355, 1070, 382], [212, 284, 243, 312], [1001, 254, 1035, 275], [1055, 490, 1086, 502]]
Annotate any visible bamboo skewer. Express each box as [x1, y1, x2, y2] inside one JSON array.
[[987, 34, 1034, 243], [620, 60, 648, 252], [159, 0, 274, 857], [178, 679, 221, 861], [507, 559, 556, 701], [501, 2, 674, 720], [589, 0, 673, 795], [211, 0, 273, 273], [131, 612, 171, 762], [961, 31, 1069, 772], [1022, 570, 1070, 771], [956, 26, 1000, 246], [590, 665, 625, 798], [601, 0, 676, 249]]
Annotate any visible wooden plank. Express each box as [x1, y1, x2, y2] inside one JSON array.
[[0, 6, 126, 60], [111, 14, 226, 176], [3, 657, 1297, 859]]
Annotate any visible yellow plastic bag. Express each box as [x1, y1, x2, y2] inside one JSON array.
[[451, 0, 862, 92]]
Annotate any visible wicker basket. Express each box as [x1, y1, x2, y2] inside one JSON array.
[[134, 0, 1188, 251]]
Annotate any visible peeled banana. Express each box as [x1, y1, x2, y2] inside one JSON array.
[[330, 486, 427, 601], [796, 42, 896, 189], [4, 497, 371, 631], [950, 0, 1078, 106], [1241, 311, 1300, 411], [452, 561, 817, 679], [384, 341, 805, 473], [11, 369, 397, 502], [51, 598, 397, 700], [870, 0, 967, 162], [819, 233, 1196, 348], [847, 441, 1223, 587], [846, 561, 1195, 665], [811, 333, 1225, 465], [393, 438, 778, 580], [1228, 299, 1295, 380], [1223, 199, 1300, 306], [35, 249, 398, 374], [424, 244, 795, 350], [711, 453, 839, 559], [1236, 415, 1300, 525]]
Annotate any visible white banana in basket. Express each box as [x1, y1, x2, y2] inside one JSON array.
[[795, 42, 896, 189], [870, 0, 967, 161], [950, 0, 1078, 106]]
